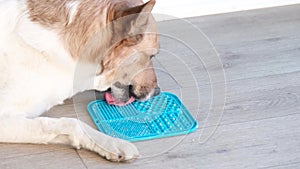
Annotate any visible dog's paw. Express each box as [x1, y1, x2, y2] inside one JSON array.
[[76, 120, 138, 162], [93, 137, 139, 162]]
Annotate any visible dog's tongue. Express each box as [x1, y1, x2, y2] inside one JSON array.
[[105, 92, 135, 106]]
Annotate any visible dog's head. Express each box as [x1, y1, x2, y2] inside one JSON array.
[[26, 0, 159, 102], [103, 0, 160, 102], [64, 0, 159, 101]]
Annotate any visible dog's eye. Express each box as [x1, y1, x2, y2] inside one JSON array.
[[150, 55, 155, 59]]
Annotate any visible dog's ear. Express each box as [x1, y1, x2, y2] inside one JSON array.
[[122, 0, 155, 28], [111, 0, 156, 45], [115, 0, 155, 16]]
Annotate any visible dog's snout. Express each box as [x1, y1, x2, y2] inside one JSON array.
[[153, 87, 160, 96]]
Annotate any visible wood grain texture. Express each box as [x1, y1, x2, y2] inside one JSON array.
[[1, 4, 300, 169]]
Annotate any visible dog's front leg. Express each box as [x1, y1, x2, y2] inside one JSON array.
[[0, 117, 138, 161]]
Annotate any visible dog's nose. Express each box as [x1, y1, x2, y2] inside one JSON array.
[[153, 87, 161, 96]]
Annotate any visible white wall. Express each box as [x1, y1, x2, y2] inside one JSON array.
[[151, 0, 300, 21]]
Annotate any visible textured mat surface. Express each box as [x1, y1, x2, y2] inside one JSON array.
[[87, 92, 198, 142]]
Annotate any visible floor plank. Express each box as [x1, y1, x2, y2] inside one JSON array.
[[0, 145, 87, 169], [81, 114, 300, 169]]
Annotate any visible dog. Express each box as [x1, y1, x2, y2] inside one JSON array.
[[0, 0, 159, 162]]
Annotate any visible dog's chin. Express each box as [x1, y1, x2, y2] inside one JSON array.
[[108, 86, 161, 103], [136, 92, 154, 102], [131, 88, 160, 102]]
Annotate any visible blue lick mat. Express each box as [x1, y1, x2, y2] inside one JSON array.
[[87, 92, 198, 142]]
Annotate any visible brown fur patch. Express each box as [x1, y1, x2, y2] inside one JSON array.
[[26, 0, 148, 60], [26, 0, 70, 28]]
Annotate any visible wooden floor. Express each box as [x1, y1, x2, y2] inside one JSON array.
[[1, 4, 300, 169]]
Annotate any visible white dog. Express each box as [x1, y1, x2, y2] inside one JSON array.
[[0, 0, 159, 162]]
